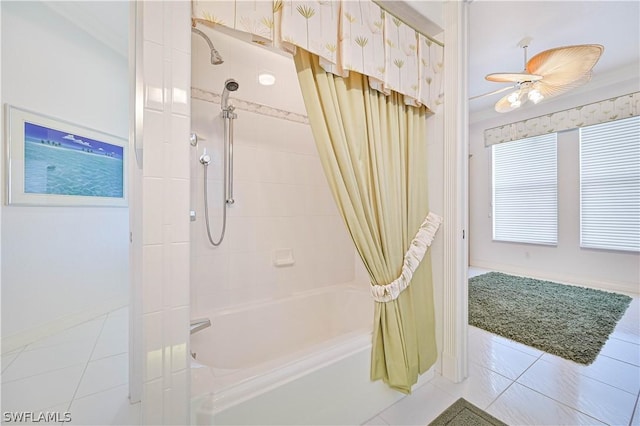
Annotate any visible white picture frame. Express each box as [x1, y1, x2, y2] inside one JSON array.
[[5, 105, 128, 207]]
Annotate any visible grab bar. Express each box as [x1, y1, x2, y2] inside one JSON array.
[[190, 318, 211, 335]]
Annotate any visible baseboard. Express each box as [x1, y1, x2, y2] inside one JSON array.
[[440, 352, 467, 383], [2, 297, 128, 354], [469, 260, 640, 297], [415, 365, 436, 389]]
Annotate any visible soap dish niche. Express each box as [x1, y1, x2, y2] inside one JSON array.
[[273, 248, 295, 267]]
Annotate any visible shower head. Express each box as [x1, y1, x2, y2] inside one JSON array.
[[225, 79, 239, 92], [221, 79, 239, 111]]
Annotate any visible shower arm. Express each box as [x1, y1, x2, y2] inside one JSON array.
[[191, 26, 224, 65]]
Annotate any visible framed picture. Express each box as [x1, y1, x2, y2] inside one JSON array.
[[5, 105, 128, 207]]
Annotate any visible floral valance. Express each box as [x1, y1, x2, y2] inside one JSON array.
[[485, 92, 640, 146], [191, 0, 444, 111]]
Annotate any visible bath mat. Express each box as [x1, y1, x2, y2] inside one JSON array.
[[429, 398, 507, 426], [469, 271, 632, 364]]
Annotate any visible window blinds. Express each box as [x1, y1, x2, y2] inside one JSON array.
[[580, 116, 640, 252], [493, 134, 558, 245]]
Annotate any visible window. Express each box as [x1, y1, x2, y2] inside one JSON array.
[[492, 134, 557, 245], [580, 116, 640, 252]]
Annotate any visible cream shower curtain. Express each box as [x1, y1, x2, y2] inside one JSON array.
[[294, 50, 438, 393]]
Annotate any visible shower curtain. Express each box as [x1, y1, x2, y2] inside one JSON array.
[[294, 50, 439, 393]]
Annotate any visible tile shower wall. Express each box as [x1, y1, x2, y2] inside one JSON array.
[[138, 2, 191, 424], [190, 97, 356, 315]]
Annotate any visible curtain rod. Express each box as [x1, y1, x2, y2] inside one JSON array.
[[372, 1, 445, 47]]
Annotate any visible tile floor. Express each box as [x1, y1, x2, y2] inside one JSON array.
[[2, 269, 638, 426], [1, 307, 139, 425], [364, 268, 640, 426]]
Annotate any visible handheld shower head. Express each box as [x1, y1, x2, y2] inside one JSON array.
[[221, 79, 239, 111], [225, 79, 239, 92]]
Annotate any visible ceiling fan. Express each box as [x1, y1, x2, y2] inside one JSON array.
[[472, 38, 604, 113]]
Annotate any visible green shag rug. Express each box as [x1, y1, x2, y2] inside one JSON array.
[[469, 272, 632, 365], [429, 398, 507, 426]]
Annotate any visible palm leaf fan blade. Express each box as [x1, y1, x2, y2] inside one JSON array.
[[536, 73, 593, 100], [526, 44, 604, 86], [486, 72, 543, 83]]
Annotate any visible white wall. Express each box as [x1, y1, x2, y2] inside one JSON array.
[[190, 29, 357, 315], [1, 1, 129, 344], [469, 76, 640, 294], [426, 109, 445, 373]]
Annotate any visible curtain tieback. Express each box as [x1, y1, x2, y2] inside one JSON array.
[[370, 212, 443, 302]]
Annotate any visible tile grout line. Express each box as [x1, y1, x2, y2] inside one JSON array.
[[629, 391, 640, 426], [514, 380, 616, 425], [66, 314, 109, 410], [68, 382, 130, 404], [512, 345, 635, 424], [1, 361, 89, 385], [88, 350, 128, 363], [1, 345, 28, 374], [483, 351, 543, 413], [479, 328, 640, 395], [534, 354, 640, 396]]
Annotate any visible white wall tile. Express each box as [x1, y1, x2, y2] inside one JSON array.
[[171, 49, 190, 116], [170, 114, 191, 179], [233, 145, 259, 183], [227, 216, 258, 252], [142, 2, 163, 45], [142, 110, 166, 178], [163, 59, 173, 112], [142, 177, 164, 245], [166, 179, 190, 242], [228, 250, 257, 290], [164, 370, 189, 425], [142, 378, 163, 425], [164, 307, 189, 373], [170, 2, 191, 54], [139, 1, 191, 424], [143, 41, 164, 111], [142, 312, 163, 381], [166, 243, 190, 308], [195, 252, 230, 294], [142, 245, 163, 314]]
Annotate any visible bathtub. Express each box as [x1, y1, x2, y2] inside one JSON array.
[[190, 284, 416, 425]]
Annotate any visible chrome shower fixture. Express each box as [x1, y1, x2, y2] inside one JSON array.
[[201, 79, 240, 247], [191, 26, 224, 65], [221, 79, 239, 112]]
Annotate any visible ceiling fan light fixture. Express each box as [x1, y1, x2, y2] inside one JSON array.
[[479, 42, 603, 113], [508, 90, 526, 108], [528, 89, 544, 104]]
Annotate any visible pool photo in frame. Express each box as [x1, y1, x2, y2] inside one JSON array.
[[5, 105, 128, 207]]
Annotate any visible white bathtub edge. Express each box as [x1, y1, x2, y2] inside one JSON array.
[[192, 336, 436, 425]]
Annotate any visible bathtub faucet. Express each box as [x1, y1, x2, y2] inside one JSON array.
[[190, 318, 212, 335]]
